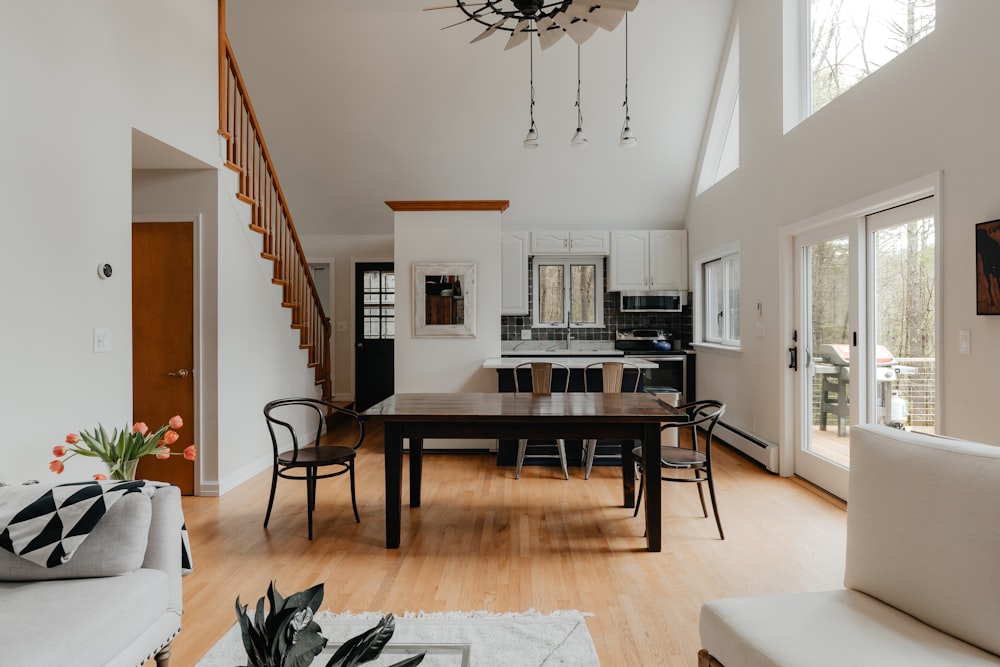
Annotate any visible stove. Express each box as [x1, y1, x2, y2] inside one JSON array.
[[614, 330, 692, 401]]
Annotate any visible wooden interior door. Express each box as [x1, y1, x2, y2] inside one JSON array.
[[132, 222, 195, 494]]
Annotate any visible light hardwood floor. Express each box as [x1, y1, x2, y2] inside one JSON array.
[[161, 426, 847, 666]]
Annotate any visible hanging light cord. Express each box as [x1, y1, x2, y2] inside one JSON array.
[[575, 45, 584, 130], [529, 29, 536, 131], [622, 13, 630, 126]]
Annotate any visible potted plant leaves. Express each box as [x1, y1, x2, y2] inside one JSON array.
[[235, 582, 425, 667]]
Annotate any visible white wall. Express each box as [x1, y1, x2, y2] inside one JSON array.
[[0, 1, 218, 484], [685, 1, 1000, 454], [300, 234, 394, 401], [393, 207, 503, 447]]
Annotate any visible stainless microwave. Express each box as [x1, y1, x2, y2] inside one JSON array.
[[619, 290, 687, 312]]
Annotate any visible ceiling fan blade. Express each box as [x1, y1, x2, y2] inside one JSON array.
[[470, 17, 508, 44], [504, 20, 532, 50], [559, 17, 599, 45], [536, 16, 566, 50], [589, 0, 639, 11], [423, 2, 488, 9], [562, 4, 625, 32]]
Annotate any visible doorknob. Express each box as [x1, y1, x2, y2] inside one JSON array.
[[168, 369, 190, 378], [356, 342, 363, 349]]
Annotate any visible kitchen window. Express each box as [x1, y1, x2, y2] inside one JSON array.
[[696, 244, 740, 348], [532, 257, 604, 328]]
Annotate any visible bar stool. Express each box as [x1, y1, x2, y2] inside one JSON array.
[[581, 361, 642, 479], [513, 361, 570, 479]]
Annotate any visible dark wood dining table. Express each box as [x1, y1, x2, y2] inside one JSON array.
[[359, 392, 684, 552]]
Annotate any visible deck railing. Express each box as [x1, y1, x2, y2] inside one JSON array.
[[218, 33, 331, 401]]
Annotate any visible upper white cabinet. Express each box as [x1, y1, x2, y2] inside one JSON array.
[[530, 231, 610, 255], [500, 231, 530, 315], [609, 230, 688, 291]]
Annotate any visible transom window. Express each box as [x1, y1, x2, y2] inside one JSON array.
[[532, 257, 604, 329], [785, 0, 935, 129]]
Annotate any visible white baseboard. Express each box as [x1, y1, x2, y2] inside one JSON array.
[[715, 421, 779, 473]]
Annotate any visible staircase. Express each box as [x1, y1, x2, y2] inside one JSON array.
[[218, 32, 332, 401]]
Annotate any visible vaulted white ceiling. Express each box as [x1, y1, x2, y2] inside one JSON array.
[[225, 0, 734, 235]]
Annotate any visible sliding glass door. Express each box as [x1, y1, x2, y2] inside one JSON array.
[[792, 198, 936, 499]]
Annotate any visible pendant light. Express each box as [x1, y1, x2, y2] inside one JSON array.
[[620, 13, 637, 147], [570, 45, 588, 147], [522, 27, 540, 148]]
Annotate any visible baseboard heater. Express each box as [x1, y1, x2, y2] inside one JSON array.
[[715, 421, 779, 473]]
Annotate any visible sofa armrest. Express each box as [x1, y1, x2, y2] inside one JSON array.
[[144, 485, 183, 616]]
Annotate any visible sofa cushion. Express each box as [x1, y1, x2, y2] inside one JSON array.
[[0, 491, 151, 580], [845, 425, 1000, 657], [0, 568, 172, 666], [700, 589, 1000, 667]]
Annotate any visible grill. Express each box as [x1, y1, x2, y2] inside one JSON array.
[[815, 343, 913, 435]]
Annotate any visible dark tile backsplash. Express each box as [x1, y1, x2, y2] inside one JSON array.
[[500, 258, 693, 344]]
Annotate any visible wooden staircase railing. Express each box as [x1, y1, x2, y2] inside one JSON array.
[[218, 34, 332, 401]]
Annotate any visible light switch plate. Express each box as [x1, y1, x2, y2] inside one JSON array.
[[93, 328, 111, 353], [959, 329, 970, 355], [521, 329, 532, 340]]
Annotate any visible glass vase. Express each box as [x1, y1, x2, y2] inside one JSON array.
[[109, 459, 139, 481]]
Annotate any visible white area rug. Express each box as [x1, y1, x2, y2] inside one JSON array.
[[197, 609, 600, 667]]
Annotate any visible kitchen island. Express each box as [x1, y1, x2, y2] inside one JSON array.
[[483, 356, 659, 470]]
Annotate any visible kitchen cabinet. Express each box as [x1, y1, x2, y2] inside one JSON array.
[[609, 230, 688, 291], [501, 231, 529, 315], [530, 230, 610, 255]]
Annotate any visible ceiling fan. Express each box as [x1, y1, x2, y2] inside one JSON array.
[[424, 0, 639, 50]]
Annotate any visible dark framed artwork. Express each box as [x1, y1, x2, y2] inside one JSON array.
[[976, 219, 1000, 314]]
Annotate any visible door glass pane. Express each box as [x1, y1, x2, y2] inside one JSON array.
[[538, 265, 564, 323], [872, 217, 935, 433], [570, 264, 596, 324], [362, 270, 395, 340], [807, 235, 852, 468]]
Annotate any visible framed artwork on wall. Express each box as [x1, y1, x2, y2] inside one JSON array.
[[412, 262, 477, 337], [976, 219, 1000, 315]]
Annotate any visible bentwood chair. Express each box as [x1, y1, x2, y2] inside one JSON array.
[[513, 361, 570, 479], [632, 400, 726, 539], [263, 397, 366, 540], [582, 361, 642, 479]]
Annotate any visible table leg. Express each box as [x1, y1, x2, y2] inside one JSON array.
[[643, 422, 661, 552], [409, 437, 423, 507], [621, 439, 635, 508], [384, 422, 402, 549]]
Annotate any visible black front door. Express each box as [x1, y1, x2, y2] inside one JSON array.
[[354, 262, 395, 412]]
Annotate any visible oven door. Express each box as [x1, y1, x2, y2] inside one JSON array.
[[630, 354, 688, 403]]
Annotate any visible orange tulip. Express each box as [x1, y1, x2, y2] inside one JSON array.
[[93, 473, 107, 480], [49, 460, 65, 474], [163, 430, 179, 445], [156, 448, 171, 460], [169, 415, 184, 430], [65, 433, 80, 445], [52, 445, 67, 457], [132, 422, 149, 436], [183, 445, 197, 461]]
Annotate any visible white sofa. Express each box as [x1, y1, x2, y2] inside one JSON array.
[[0, 484, 184, 666], [699, 424, 1000, 667]]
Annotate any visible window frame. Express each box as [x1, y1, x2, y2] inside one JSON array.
[[693, 242, 741, 350], [531, 256, 605, 329]]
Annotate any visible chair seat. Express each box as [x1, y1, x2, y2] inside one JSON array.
[[632, 445, 707, 468], [278, 445, 356, 467]]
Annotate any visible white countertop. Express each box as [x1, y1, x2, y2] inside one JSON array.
[[483, 356, 658, 369], [500, 340, 623, 356]]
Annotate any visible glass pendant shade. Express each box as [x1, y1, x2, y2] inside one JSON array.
[[619, 121, 637, 147], [523, 125, 540, 148], [570, 128, 589, 146]]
